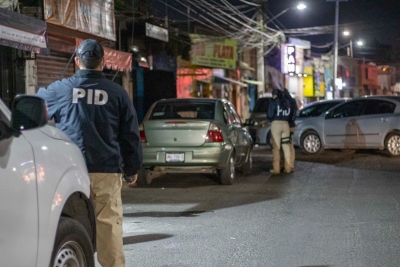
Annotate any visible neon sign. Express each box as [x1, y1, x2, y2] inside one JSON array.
[[287, 46, 296, 75]]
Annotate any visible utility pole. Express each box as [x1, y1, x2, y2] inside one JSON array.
[[328, 0, 348, 99], [256, 8, 265, 97], [332, 0, 339, 99], [165, 0, 168, 28]]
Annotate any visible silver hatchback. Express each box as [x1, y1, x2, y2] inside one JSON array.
[[294, 96, 400, 156]]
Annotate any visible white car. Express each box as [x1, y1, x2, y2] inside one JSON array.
[[294, 96, 400, 156], [0, 95, 95, 267]]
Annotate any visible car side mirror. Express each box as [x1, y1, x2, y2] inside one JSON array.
[[11, 95, 48, 131]]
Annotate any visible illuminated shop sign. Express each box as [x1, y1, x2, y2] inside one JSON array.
[[287, 46, 296, 75]]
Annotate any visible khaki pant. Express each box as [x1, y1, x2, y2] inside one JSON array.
[[270, 121, 291, 173], [89, 173, 125, 267]]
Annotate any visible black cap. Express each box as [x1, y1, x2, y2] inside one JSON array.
[[77, 39, 104, 60]]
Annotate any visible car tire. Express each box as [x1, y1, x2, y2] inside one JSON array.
[[137, 168, 152, 186], [301, 131, 324, 155], [385, 132, 400, 157], [219, 154, 235, 185], [241, 149, 252, 175], [51, 217, 94, 267]]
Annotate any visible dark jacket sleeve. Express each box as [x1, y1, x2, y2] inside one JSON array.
[[119, 95, 143, 176], [267, 100, 276, 121]]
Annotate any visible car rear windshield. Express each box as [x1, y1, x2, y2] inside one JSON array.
[[253, 98, 271, 113], [150, 102, 215, 120]]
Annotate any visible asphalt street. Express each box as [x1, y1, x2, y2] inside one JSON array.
[[96, 147, 400, 267]]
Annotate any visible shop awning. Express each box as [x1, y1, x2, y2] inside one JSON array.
[[242, 79, 263, 85], [76, 38, 132, 72], [0, 8, 48, 54], [198, 76, 248, 87]]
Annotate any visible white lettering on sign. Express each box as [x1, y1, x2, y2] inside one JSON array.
[[287, 46, 296, 75], [72, 88, 108, 105], [0, 25, 47, 48]]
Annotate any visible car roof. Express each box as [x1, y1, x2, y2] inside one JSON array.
[[362, 95, 400, 102], [304, 98, 347, 107], [156, 98, 223, 104]]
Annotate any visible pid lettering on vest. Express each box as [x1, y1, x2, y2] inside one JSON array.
[[277, 105, 291, 116], [72, 88, 108, 105]]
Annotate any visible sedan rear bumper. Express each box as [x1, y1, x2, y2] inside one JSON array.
[[141, 143, 232, 169]]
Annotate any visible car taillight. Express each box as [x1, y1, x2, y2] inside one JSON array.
[[205, 123, 224, 143], [140, 129, 147, 143]]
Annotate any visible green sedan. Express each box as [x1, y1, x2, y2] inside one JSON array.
[[138, 98, 253, 186]]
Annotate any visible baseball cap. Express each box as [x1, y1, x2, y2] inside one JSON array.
[[77, 39, 104, 60]]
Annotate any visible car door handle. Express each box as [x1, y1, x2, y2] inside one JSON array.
[[380, 118, 389, 122]]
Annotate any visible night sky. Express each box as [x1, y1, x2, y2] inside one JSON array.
[[154, 0, 399, 59], [266, 0, 400, 48]]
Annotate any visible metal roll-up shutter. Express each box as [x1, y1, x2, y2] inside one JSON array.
[[36, 52, 75, 88]]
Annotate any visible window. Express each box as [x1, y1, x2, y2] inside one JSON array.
[[328, 100, 366, 119], [299, 101, 342, 118], [224, 103, 236, 124], [230, 103, 242, 125], [150, 102, 215, 120], [363, 100, 395, 115]]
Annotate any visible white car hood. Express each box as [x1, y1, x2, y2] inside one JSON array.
[[38, 125, 73, 142]]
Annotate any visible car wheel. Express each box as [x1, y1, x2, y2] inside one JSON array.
[[137, 168, 151, 186], [385, 132, 400, 157], [241, 149, 252, 175], [51, 217, 94, 267], [301, 131, 324, 155], [219, 154, 235, 185]]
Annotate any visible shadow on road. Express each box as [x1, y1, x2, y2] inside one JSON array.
[[123, 234, 173, 245]]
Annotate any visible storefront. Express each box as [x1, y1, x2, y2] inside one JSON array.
[[35, 36, 132, 92], [0, 8, 48, 106]]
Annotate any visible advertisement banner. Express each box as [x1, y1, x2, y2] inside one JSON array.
[[44, 0, 115, 41], [146, 23, 168, 42], [0, 8, 48, 53], [190, 34, 237, 69]]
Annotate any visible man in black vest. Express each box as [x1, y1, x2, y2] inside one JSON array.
[[267, 89, 291, 174], [37, 39, 143, 267]]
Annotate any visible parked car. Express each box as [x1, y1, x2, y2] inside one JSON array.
[[294, 96, 400, 156], [292, 99, 348, 147], [245, 95, 273, 144], [0, 95, 96, 267], [138, 98, 253, 186]]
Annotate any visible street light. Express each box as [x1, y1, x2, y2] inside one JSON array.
[[257, 2, 306, 95], [342, 31, 363, 58], [265, 3, 307, 25]]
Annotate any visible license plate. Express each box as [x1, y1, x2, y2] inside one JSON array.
[[166, 153, 185, 162]]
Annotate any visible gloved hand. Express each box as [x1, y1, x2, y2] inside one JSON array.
[[124, 174, 138, 186]]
